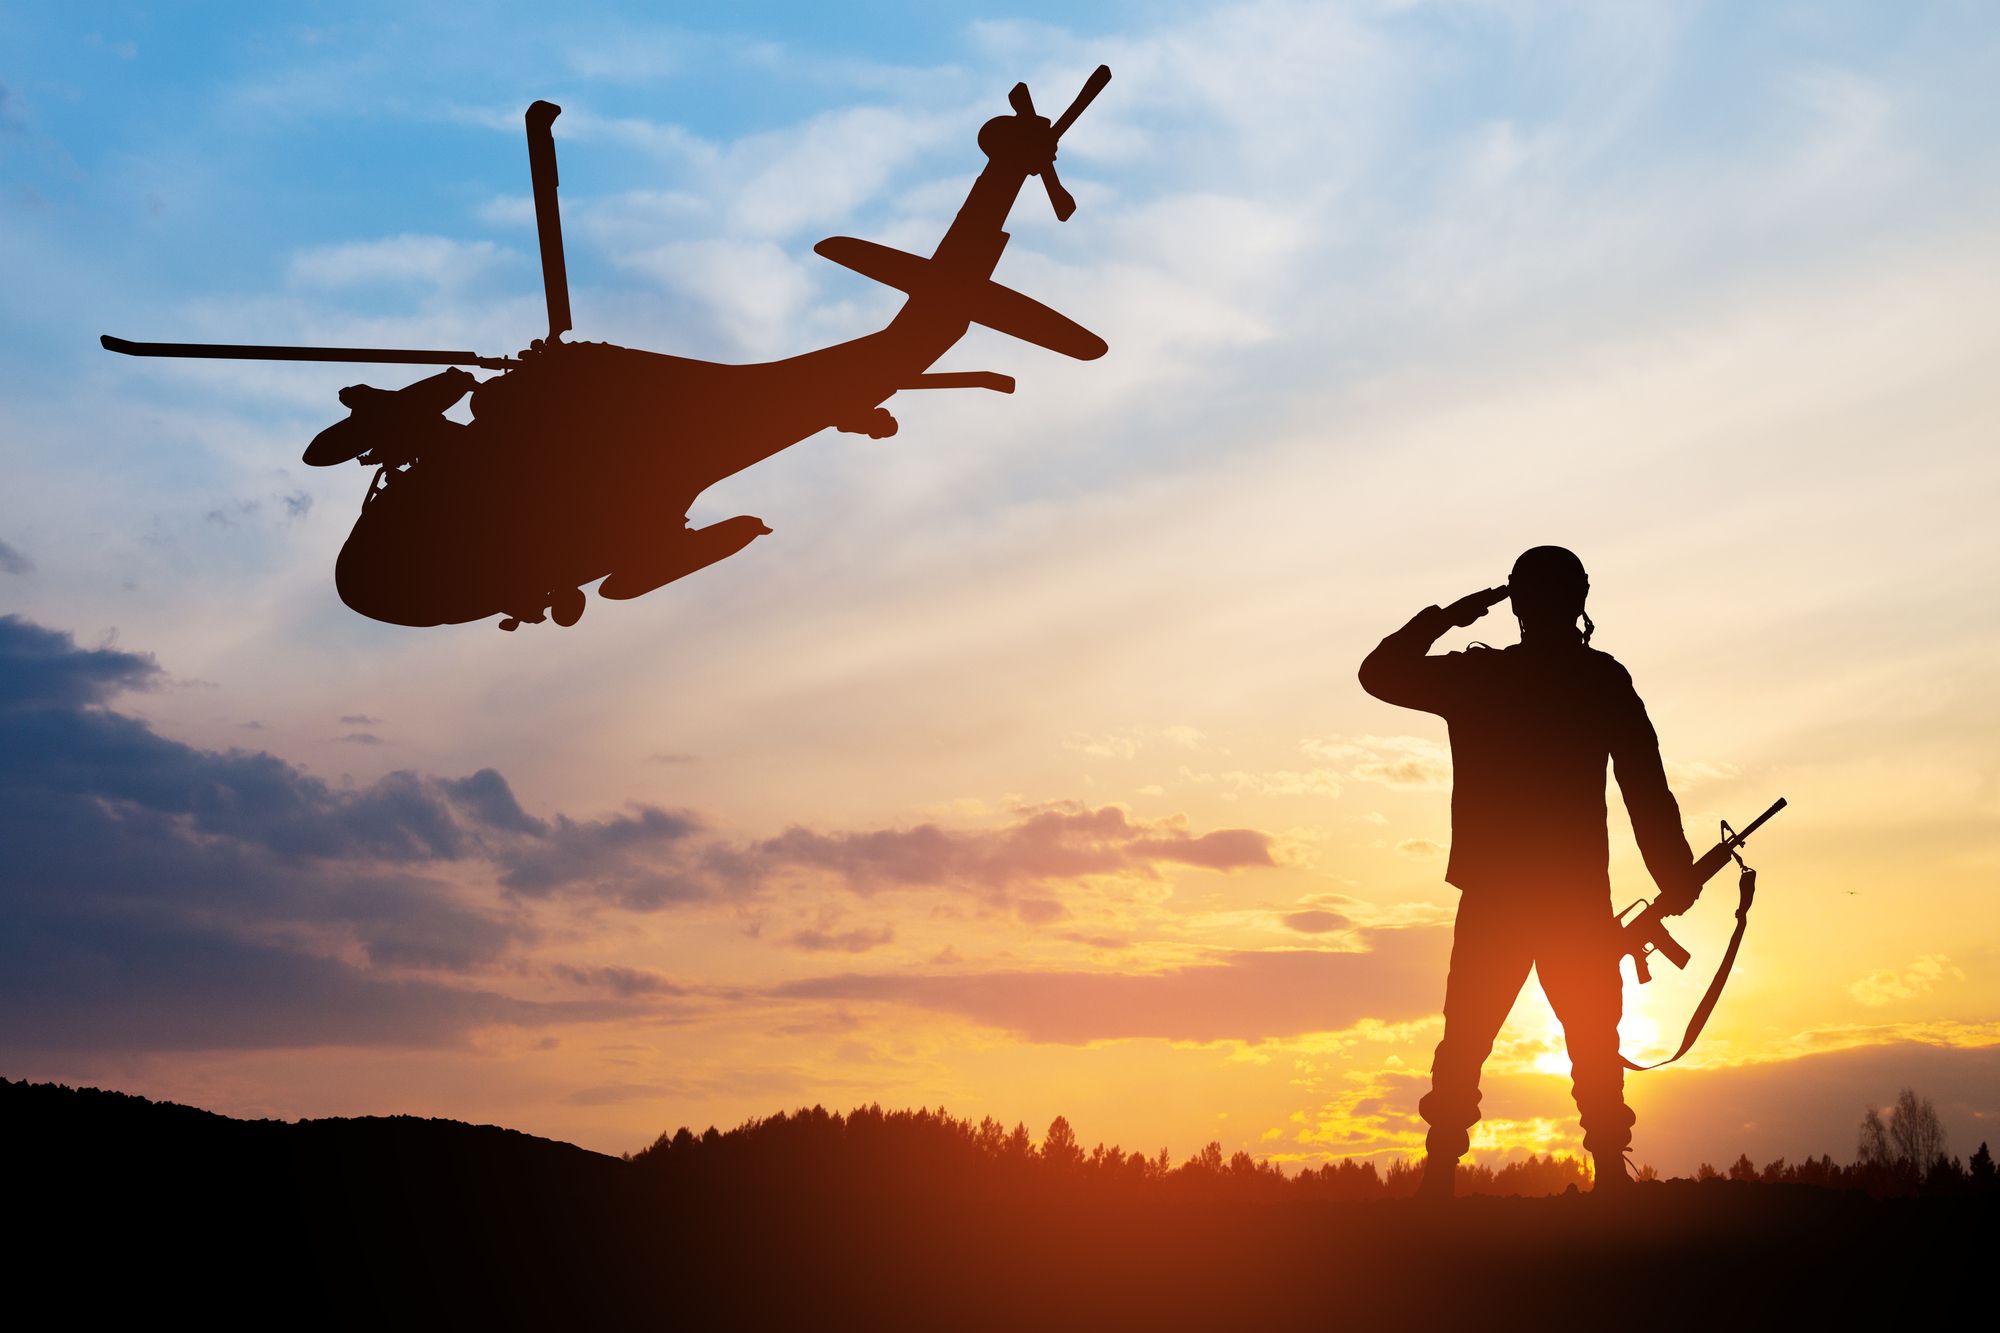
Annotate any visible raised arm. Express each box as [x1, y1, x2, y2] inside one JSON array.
[[1357, 587, 1507, 716], [1608, 666, 1700, 907]]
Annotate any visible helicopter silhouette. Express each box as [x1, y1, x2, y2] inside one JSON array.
[[102, 67, 1112, 630]]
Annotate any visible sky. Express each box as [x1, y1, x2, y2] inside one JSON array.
[[2, 1, 1996, 1175]]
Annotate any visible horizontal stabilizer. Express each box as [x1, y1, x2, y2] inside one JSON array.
[[814, 237, 1106, 361], [815, 237, 935, 295]]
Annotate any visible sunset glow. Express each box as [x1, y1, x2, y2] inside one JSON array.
[[3, 1, 1996, 1179]]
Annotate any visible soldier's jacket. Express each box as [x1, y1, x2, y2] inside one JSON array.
[[1359, 605, 1696, 901]]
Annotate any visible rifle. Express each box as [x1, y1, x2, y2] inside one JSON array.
[[1618, 797, 1786, 983], [1615, 797, 1787, 1071]]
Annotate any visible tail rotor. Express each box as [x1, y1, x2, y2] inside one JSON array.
[[1004, 65, 1111, 222]]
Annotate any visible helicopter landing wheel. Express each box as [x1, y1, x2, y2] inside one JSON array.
[[550, 587, 585, 627]]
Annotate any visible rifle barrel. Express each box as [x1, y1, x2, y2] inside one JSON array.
[[1731, 797, 1788, 845]]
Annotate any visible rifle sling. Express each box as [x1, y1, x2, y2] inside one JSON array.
[[1621, 865, 1757, 1072]]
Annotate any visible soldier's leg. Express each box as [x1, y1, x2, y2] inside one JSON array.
[[1536, 905, 1634, 1158], [1420, 892, 1535, 1161]]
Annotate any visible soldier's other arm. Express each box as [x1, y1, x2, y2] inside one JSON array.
[[1357, 587, 1506, 715], [1609, 667, 1701, 910]]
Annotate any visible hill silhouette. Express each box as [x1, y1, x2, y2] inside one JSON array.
[[7, 1078, 1987, 1328]]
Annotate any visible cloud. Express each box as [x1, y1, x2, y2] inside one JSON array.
[[787, 925, 895, 954], [756, 801, 1274, 897], [1664, 758, 1740, 788], [1064, 731, 1144, 760], [287, 234, 510, 289], [0, 908, 603, 1053], [492, 806, 709, 909], [722, 104, 952, 239], [1063, 725, 1208, 758], [550, 964, 689, 998], [1281, 909, 1350, 934], [614, 237, 814, 354], [0, 615, 158, 708], [0, 615, 664, 1051], [1014, 899, 1068, 926], [443, 767, 547, 836], [1181, 766, 1345, 800], [1060, 933, 1131, 951], [1301, 735, 1454, 790], [1269, 1022, 2000, 1174], [564, 1082, 685, 1107], [1319, 894, 1457, 931], [563, 30, 687, 83], [3, 615, 1289, 1058], [0, 537, 31, 575], [774, 928, 1448, 1044], [1848, 955, 1965, 1007], [1395, 837, 1446, 858], [1631, 1039, 2000, 1175], [1181, 737, 1452, 804]]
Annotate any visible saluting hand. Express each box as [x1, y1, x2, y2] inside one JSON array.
[[1440, 585, 1510, 628]]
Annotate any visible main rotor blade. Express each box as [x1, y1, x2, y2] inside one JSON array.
[[1050, 65, 1111, 139], [101, 335, 518, 369], [525, 101, 573, 342]]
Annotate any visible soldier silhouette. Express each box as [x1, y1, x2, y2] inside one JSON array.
[[1359, 546, 1698, 1198]]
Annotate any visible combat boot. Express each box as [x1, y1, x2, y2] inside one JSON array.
[[1415, 1154, 1456, 1202], [1591, 1152, 1636, 1196]]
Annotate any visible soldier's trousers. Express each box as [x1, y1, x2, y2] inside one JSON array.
[[1419, 889, 1635, 1160]]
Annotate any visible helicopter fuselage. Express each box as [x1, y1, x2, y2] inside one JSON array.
[[334, 305, 973, 627]]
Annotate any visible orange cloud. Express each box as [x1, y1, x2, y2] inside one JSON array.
[[772, 927, 1448, 1044], [1847, 955, 1965, 1007], [1300, 735, 1453, 789], [786, 925, 896, 954], [758, 801, 1276, 896]]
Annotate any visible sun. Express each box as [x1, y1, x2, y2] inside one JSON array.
[[1523, 1009, 1663, 1075]]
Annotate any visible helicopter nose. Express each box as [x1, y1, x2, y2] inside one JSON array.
[[335, 511, 479, 628], [335, 529, 429, 626]]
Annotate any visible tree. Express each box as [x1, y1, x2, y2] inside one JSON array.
[[1727, 1153, 1757, 1182], [1887, 1087, 1947, 1171], [1004, 1121, 1033, 1161], [1857, 1106, 1891, 1168], [1969, 1141, 1994, 1188], [1041, 1115, 1082, 1170]]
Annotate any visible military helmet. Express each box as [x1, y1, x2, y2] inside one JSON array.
[[1509, 545, 1589, 599]]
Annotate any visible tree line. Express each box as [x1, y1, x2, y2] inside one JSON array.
[[629, 1085, 1993, 1201]]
